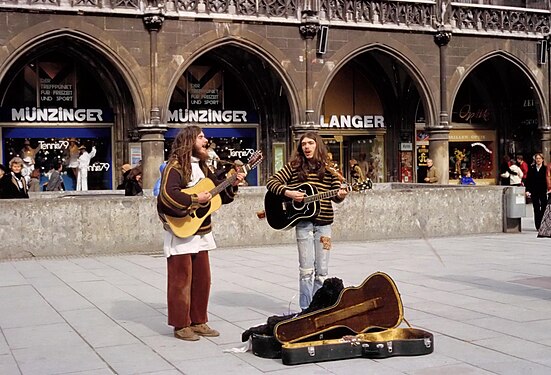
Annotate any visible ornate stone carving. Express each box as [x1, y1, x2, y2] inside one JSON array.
[[434, 27, 451, 47], [300, 9, 320, 39], [143, 12, 165, 31]]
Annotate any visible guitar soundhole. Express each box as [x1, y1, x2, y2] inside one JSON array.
[[291, 201, 306, 211]]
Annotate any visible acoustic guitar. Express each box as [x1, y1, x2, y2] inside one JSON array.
[[165, 150, 263, 238], [264, 180, 371, 230], [274, 272, 403, 343]]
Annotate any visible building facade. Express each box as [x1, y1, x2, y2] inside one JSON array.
[[0, 0, 550, 188]]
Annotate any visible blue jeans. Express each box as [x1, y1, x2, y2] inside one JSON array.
[[295, 221, 331, 310]]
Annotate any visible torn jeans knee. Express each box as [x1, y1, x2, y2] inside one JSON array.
[[320, 236, 332, 250]]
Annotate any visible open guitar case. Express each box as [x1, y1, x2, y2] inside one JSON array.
[[249, 272, 434, 365]]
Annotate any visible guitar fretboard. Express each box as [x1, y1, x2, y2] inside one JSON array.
[[303, 185, 352, 204], [209, 164, 253, 197]]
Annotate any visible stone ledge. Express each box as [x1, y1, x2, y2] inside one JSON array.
[[0, 184, 508, 259]]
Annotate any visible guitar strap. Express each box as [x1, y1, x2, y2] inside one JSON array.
[[157, 213, 170, 231]]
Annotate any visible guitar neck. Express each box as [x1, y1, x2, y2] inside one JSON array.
[[209, 164, 252, 196], [304, 185, 350, 204]]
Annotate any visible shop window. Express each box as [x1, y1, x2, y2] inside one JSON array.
[[164, 127, 259, 186], [2, 53, 109, 109], [349, 137, 385, 183], [449, 141, 494, 182], [2, 128, 112, 190]]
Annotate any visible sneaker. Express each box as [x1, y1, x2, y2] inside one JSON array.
[[191, 323, 220, 337], [174, 327, 200, 341]]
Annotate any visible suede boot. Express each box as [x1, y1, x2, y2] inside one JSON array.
[[174, 327, 200, 341], [191, 323, 219, 337]]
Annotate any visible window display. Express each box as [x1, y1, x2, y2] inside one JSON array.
[[449, 141, 494, 182], [349, 136, 385, 183], [448, 130, 496, 184], [2, 128, 112, 190], [165, 127, 259, 186]]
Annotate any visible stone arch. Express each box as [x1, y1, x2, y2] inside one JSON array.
[[450, 48, 547, 129], [316, 41, 437, 127], [160, 32, 300, 128], [0, 25, 145, 124]]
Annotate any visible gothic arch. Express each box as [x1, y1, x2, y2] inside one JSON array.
[[450, 48, 547, 129], [316, 41, 437, 127], [0, 27, 145, 124], [160, 33, 300, 128]]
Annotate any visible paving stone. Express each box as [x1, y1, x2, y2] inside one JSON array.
[[1, 226, 551, 374]]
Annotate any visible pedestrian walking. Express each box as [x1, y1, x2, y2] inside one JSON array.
[[525, 153, 548, 230], [537, 160, 551, 237]]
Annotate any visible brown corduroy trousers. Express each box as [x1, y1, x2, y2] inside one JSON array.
[[167, 251, 211, 328]]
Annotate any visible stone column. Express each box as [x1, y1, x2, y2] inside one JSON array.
[[293, 5, 321, 142], [141, 6, 166, 189], [430, 27, 453, 184], [541, 128, 551, 160]]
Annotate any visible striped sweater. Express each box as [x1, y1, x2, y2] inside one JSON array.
[[157, 160, 237, 236], [266, 163, 344, 226]]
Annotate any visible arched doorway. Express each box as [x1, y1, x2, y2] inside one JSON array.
[[166, 45, 293, 185], [321, 50, 427, 183], [0, 36, 136, 190], [450, 56, 541, 184]]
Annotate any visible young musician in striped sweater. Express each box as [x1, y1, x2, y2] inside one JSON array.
[[266, 131, 348, 311], [157, 125, 245, 341]]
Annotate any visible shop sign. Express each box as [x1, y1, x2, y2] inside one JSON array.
[[457, 104, 490, 122], [320, 115, 385, 129], [416, 130, 429, 142], [417, 145, 429, 166], [88, 162, 111, 172], [449, 130, 493, 142], [187, 67, 223, 109], [0, 107, 114, 123], [40, 81, 73, 105], [168, 109, 258, 124], [228, 148, 255, 159], [399, 142, 413, 151], [38, 140, 70, 150]]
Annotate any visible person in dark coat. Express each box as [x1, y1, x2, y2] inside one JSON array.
[[499, 155, 515, 186], [124, 165, 143, 196], [46, 162, 64, 191], [117, 164, 132, 190], [525, 153, 548, 230], [0, 157, 29, 199]]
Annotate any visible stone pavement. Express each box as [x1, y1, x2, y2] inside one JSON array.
[[1, 211, 551, 374]]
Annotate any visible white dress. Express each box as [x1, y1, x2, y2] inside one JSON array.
[[163, 157, 216, 257], [76, 147, 96, 191]]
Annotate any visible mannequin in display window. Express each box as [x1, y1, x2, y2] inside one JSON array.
[[76, 145, 96, 191]]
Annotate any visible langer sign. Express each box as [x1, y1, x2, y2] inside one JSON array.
[[320, 115, 385, 129]]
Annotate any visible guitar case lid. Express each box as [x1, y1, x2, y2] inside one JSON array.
[[274, 272, 404, 344]]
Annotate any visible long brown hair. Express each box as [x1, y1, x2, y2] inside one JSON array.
[[169, 125, 207, 182], [290, 131, 328, 181]]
